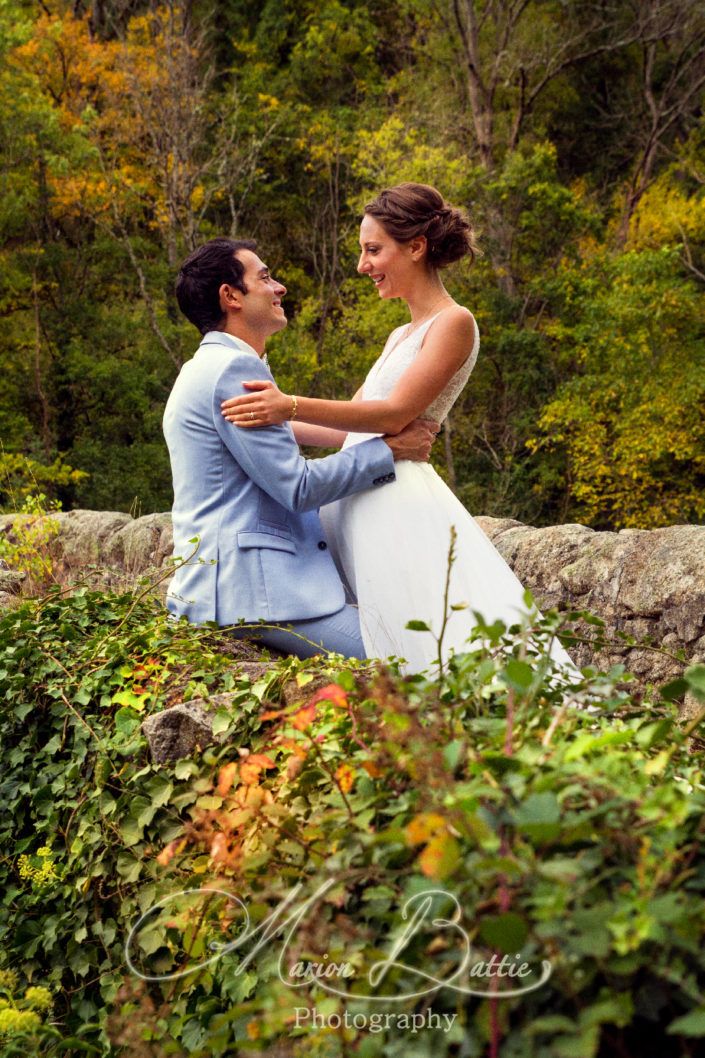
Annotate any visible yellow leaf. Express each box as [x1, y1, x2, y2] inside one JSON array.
[[644, 749, 671, 776], [405, 812, 447, 845], [418, 835, 461, 880]]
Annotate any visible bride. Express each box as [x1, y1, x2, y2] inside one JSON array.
[[221, 182, 580, 676]]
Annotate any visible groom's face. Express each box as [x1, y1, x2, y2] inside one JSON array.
[[232, 249, 288, 336]]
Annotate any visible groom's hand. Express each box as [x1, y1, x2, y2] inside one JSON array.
[[383, 418, 440, 462]]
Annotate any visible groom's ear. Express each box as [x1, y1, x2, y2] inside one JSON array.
[[219, 282, 244, 313]]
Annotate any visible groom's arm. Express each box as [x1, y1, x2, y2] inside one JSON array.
[[212, 355, 396, 512]]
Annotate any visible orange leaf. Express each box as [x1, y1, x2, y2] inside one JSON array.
[[362, 759, 383, 778], [239, 754, 275, 785], [335, 763, 355, 793], [260, 708, 284, 721], [308, 683, 348, 708], [291, 703, 316, 730], [248, 753, 276, 769], [240, 761, 261, 785], [217, 762, 238, 797]]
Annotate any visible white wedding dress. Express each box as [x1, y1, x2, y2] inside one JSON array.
[[319, 312, 581, 677]]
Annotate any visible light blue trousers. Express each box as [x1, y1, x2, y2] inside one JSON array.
[[230, 604, 366, 660]]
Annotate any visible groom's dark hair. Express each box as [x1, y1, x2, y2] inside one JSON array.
[[176, 238, 257, 335]]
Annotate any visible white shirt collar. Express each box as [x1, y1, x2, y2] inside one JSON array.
[[196, 330, 261, 359]]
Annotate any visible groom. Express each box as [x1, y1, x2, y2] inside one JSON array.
[[163, 237, 437, 658]]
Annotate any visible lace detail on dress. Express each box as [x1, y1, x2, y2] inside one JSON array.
[[362, 310, 479, 424]]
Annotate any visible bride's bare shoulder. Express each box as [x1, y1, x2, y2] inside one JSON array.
[[443, 303, 476, 329], [428, 304, 477, 343]]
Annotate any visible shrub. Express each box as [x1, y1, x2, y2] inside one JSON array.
[[0, 589, 704, 1057]]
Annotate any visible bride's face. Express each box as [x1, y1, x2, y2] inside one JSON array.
[[357, 215, 419, 299]]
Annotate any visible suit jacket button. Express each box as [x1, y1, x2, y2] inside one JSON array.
[[317, 540, 328, 550]]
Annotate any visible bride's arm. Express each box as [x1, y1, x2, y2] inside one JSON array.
[[221, 309, 475, 435], [290, 386, 363, 447], [291, 423, 348, 447]]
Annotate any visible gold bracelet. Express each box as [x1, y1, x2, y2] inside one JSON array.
[[289, 394, 298, 421]]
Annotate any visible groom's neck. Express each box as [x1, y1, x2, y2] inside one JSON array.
[[220, 322, 266, 358]]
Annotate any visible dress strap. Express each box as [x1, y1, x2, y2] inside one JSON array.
[[419, 310, 444, 330], [388, 310, 444, 356]]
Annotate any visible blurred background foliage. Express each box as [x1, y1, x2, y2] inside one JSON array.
[[1, 0, 704, 528]]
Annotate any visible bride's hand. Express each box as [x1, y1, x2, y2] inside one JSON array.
[[221, 380, 293, 428]]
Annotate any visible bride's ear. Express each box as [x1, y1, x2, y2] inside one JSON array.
[[409, 235, 427, 262]]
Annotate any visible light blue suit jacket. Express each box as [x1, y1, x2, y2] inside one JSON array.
[[163, 330, 396, 625]]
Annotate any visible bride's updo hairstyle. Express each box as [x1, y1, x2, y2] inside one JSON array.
[[363, 182, 480, 269]]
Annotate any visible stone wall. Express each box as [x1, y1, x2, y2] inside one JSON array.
[[2, 509, 704, 692]]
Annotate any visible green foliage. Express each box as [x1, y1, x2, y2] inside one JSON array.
[[527, 246, 705, 527], [0, 491, 62, 589], [0, 585, 269, 1052], [1, 587, 705, 1055], [1, 0, 705, 522], [0, 453, 87, 510]]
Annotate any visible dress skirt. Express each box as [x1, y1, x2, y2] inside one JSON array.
[[319, 457, 580, 676]]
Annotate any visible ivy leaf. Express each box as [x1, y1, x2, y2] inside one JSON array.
[[137, 925, 166, 956], [119, 815, 143, 848], [114, 706, 141, 737], [112, 689, 149, 711], [143, 775, 174, 808], [68, 946, 92, 977], [116, 851, 142, 882], [212, 707, 232, 736]]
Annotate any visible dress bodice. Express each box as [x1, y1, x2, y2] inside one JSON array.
[[362, 310, 479, 424]]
